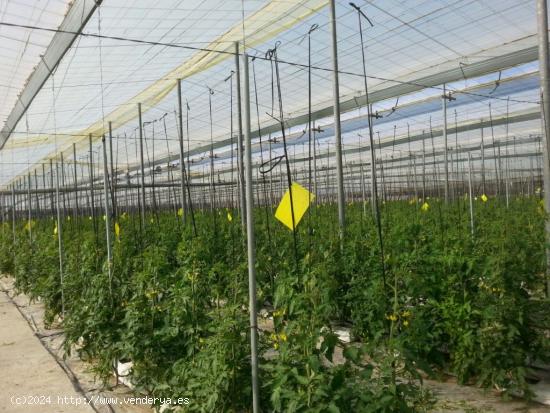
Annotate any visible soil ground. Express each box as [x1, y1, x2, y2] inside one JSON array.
[[0, 284, 94, 413]]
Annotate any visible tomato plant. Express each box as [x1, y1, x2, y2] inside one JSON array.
[[2, 197, 549, 409]]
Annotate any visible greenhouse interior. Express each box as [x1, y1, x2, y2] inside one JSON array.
[[1, 0, 550, 412]]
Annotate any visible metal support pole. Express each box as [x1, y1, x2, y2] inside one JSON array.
[[55, 160, 65, 317], [177, 79, 188, 222], [27, 173, 32, 241], [468, 152, 474, 238], [489, 103, 500, 196], [505, 143, 510, 208], [89, 135, 97, 230], [1, 192, 4, 231], [442, 84, 452, 203], [313, 126, 318, 200], [49, 159, 54, 213], [360, 162, 366, 216], [42, 163, 46, 216], [531, 156, 535, 196], [329, 0, 346, 235], [422, 132, 426, 199], [235, 42, 247, 230], [73, 143, 79, 218], [14, 179, 18, 220], [537, 0, 550, 296], [413, 156, 418, 200], [60, 152, 67, 216], [480, 122, 486, 195], [84, 166, 90, 213], [138, 103, 146, 229], [34, 170, 40, 217], [368, 124, 379, 217], [11, 184, 15, 244], [108, 121, 117, 219], [497, 142, 503, 200], [208, 89, 216, 213], [242, 53, 260, 413], [102, 136, 113, 297]]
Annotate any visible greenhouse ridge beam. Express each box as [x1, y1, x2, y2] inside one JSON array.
[[190, 142, 541, 186], [283, 151, 542, 190], [167, 108, 542, 180], [84, 108, 538, 190], [0, 0, 102, 150], [9, 106, 537, 198]]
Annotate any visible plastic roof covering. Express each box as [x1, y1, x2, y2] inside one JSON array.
[[0, 0, 546, 191], [0, 0, 69, 143], [185, 67, 539, 179]]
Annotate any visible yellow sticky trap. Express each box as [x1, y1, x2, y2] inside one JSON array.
[[275, 182, 314, 230], [227, 211, 233, 222], [177, 208, 183, 217], [24, 220, 34, 232], [115, 222, 120, 239], [421, 202, 429, 212], [53, 224, 58, 235], [481, 194, 488, 202]]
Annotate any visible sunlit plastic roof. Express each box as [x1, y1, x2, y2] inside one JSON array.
[[0, 0, 69, 139]]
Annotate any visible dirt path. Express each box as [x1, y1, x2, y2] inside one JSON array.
[[427, 377, 550, 412], [0, 289, 94, 413], [0, 277, 152, 413]]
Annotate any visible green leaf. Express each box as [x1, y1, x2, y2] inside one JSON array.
[[320, 332, 338, 362], [343, 345, 360, 363]]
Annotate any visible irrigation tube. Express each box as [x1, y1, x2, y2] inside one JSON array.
[[243, 53, 260, 413]]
